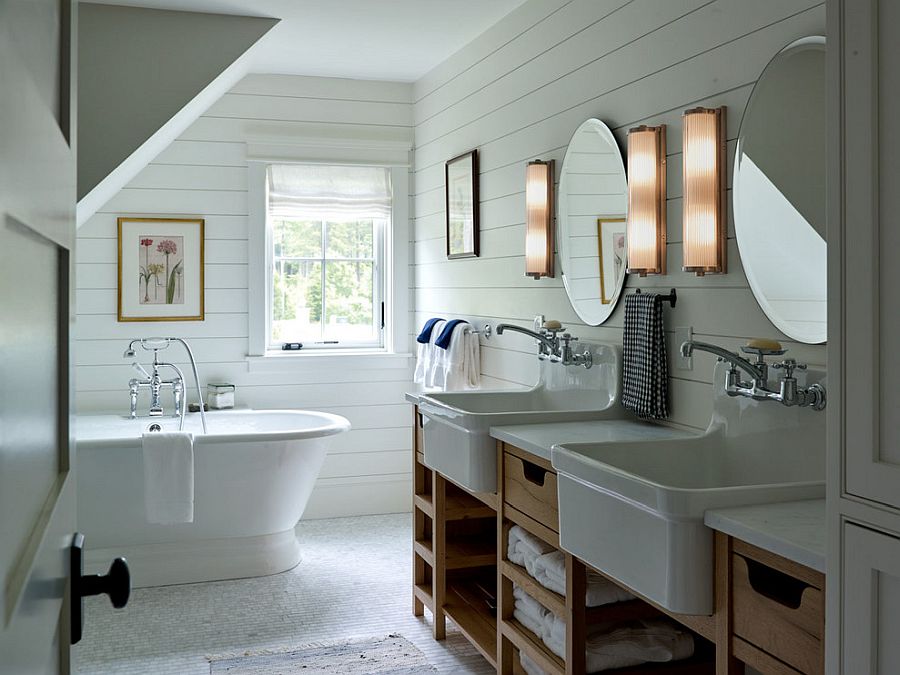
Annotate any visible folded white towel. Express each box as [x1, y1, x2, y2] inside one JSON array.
[[531, 550, 636, 607], [142, 431, 194, 524], [543, 619, 695, 672], [508, 525, 555, 560], [518, 652, 545, 675], [513, 584, 693, 672]]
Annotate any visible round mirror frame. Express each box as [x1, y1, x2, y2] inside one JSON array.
[[734, 35, 827, 344]]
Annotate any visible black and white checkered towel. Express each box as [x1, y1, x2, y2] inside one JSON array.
[[621, 292, 669, 420]]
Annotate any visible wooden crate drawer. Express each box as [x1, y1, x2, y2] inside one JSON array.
[[503, 450, 558, 532], [732, 553, 823, 674]]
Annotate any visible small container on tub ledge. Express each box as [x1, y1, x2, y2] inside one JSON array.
[[207, 383, 235, 410]]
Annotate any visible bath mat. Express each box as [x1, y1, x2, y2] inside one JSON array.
[[208, 634, 438, 674]]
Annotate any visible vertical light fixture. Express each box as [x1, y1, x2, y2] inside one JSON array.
[[626, 125, 667, 276], [682, 106, 726, 275], [525, 159, 554, 279]]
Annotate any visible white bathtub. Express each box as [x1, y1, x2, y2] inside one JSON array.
[[76, 410, 350, 587]]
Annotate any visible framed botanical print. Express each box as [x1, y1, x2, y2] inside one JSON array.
[[597, 217, 627, 304], [445, 149, 479, 258], [117, 217, 205, 322]]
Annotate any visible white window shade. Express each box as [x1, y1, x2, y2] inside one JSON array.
[[267, 164, 392, 221]]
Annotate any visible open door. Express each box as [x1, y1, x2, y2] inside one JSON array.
[[1, 2, 81, 672]]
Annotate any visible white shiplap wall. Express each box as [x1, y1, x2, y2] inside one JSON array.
[[76, 74, 416, 518], [412, 0, 827, 431]]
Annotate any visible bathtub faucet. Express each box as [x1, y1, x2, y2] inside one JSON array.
[[124, 337, 208, 433], [127, 354, 185, 419]]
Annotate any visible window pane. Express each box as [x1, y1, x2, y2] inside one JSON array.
[[325, 220, 374, 259], [271, 259, 323, 343], [273, 219, 322, 258], [324, 260, 375, 342]]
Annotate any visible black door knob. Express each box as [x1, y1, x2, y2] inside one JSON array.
[[70, 532, 131, 644]]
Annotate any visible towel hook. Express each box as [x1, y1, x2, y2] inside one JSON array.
[[633, 288, 677, 307]]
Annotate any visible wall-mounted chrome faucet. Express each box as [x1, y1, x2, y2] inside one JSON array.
[[681, 340, 826, 410], [124, 337, 208, 432], [496, 320, 592, 368]]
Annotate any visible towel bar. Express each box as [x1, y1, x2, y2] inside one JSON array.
[[632, 288, 677, 307], [467, 324, 492, 339]]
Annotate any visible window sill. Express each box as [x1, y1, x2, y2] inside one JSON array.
[[246, 350, 413, 373]]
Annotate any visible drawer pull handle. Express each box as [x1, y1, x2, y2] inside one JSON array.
[[521, 461, 548, 487], [743, 557, 808, 609]]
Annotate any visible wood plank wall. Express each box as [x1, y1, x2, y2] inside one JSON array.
[[75, 74, 416, 518], [412, 0, 827, 431]]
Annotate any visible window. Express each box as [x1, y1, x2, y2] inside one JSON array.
[[266, 164, 390, 350]]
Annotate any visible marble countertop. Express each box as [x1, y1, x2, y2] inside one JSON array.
[[705, 499, 826, 573], [489, 419, 696, 463]]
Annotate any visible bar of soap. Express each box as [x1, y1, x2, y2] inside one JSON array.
[[745, 338, 783, 351], [542, 319, 563, 330]]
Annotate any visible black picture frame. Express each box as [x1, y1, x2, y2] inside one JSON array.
[[445, 149, 479, 259]]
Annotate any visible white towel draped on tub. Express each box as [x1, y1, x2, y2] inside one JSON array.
[[142, 431, 194, 524]]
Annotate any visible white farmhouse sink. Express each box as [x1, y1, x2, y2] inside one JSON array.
[[551, 361, 826, 615], [415, 343, 623, 493]]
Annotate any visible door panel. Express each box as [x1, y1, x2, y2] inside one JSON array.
[[0, 1, 76, 673], [842, 523, 900, 673], [841, 0, 900, 509]]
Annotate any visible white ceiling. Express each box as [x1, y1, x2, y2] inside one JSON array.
[[83, 0, 529, 82]]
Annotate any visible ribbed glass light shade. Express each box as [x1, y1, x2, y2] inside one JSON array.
[[683, 107, 726, 275], [525, 160, 553, 278], [626, 125, 666, 276]]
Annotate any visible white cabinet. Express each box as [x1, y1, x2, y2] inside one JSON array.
[[830, 0, 900, 671], [841, 524, 900, 673], [837, 0, 900, 511]]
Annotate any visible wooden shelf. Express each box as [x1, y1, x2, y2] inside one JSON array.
[[445, 484, 497, 520], [585, 599, 665, 624], [500, 559, 567, 618], [501, 618, 565, 675], [413, 538, 434, 565], [444, 581, 498, 668], [446, 536, 496, 570], [413, 583, 434, 611], [504, 616, 714, 675], [413, 493, 434, 517]]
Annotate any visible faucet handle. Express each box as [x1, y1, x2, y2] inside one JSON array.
[[773, 358, 806, 378]]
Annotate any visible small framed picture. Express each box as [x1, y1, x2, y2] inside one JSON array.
[[117, 217, 205, 322], [445, 149, 479, 259], [597, 217, 627, 304]]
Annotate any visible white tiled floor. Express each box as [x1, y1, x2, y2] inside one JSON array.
[[73, 514, 494, 675]]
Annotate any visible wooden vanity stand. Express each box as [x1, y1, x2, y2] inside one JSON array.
[[411, 406, 825, 675]]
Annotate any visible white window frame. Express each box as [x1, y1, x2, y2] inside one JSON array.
[[246, 139, 411, 369], [267, 209, 387, 352]]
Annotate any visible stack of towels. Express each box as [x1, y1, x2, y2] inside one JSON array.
[[514, 595, 696, 673], [413, 318, 480, 390], [507, 526, 634, 606], [507, 525, 694, 673]]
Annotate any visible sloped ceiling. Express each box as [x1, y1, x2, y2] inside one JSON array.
[[76, 3, 278, 225]]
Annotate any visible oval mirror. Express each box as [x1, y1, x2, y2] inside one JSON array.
[[558, 119, 628, 326], [734, 36, 826, 344]]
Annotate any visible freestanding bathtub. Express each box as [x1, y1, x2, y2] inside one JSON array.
[[76, 409, 350, 588]]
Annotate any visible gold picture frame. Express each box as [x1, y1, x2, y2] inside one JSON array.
[[117, 217, 205, 322], [597, 217, 627, 304]]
